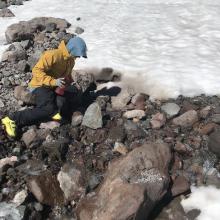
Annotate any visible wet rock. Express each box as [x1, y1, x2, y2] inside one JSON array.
[[22, 128, 38, 148], [75, 26, 84, 34], [0, 8, 15, 17], [123, 109, 146, 119], [199, 106, 211, 119], [113, 142, 128, 155], [150, 112, 166, 129], [5, 17, 70, 43], [209, 130, 220, 157], [161, 103, 180, 118], [57, 163, 85, 201], [71, 111, 83, 127], [82, 103, 102, 129], [172, 110, 198, 128], [77, 142, 171, 220], [27, 170, 65, 206], [0, 202, 26, 220], [14, 86, 35, 104], [12, 190, 28, 206], [171, 176, 190, 197]]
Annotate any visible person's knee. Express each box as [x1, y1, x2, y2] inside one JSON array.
[[44, 104, 56, 116]]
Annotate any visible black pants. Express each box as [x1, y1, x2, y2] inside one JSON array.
[[11, 87, 58, 126]]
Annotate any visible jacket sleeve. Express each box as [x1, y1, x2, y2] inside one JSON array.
[[32, 52, 57, 87]]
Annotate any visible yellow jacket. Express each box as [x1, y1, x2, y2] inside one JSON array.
[[29, 41, 75, 88]]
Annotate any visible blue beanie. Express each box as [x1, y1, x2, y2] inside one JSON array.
[[66, 36, 87, 58]]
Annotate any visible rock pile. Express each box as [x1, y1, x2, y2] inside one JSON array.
[[1, 16, 220, 220]]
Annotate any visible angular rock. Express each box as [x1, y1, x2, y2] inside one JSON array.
[[0, 202, 25, 220], [209, 130, 220, 157], [150, 112, 166, 129], [27, 49, 43, 69], [77, 142, 171, 220], [123, 110, 146, 119], [5, 17, 71, 43], [172, 110, 198, 128], [161, 103, 180, 118], [57, 163, 85, 201], [27, 170, 65, 206], [0, 8, 15, 17], [71, 111, 83, 127], [22, 128, 38, 148], [171, 176, 190, 197], [82, 103, 102, 129]]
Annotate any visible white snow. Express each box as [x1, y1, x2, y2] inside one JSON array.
[[181, 185, 220, 220], [1, 0, 220, 99]]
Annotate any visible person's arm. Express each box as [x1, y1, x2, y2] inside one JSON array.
[[32, 52, 57, 87]]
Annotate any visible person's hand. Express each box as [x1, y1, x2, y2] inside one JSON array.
[[56, 78, 65, 88]]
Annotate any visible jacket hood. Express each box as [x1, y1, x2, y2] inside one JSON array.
[[66, 37, 87, 58]]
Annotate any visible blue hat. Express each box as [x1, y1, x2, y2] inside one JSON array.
[[66, 37, 87, 58]]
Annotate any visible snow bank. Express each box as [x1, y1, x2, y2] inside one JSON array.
[[181, 185, 220, 220]]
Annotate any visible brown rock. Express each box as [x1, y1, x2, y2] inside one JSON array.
[[171, 176, 190, 197], [77, 142, 171, 220], [174, 142, 192, 155], [27, 171, 65, 206], [198, 123, 216, 135], [199, 106, 211, 119], [22, 128, 38, 148], [14, 86, 35, 104], [172, 110, 198, 128], [150, 113, 166, 129]]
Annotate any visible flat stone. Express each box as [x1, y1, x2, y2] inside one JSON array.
[[161, 103, 180, 118], [82, 103, 103, 129], [123, 110, 146, 119]]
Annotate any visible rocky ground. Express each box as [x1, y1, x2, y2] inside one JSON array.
[[0, 16, 220, 220]]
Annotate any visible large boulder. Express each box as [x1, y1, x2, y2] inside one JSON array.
[[5, 17, 71, 43], [77, 142, 171, 220]]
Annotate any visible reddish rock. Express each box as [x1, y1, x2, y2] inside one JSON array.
[[150, 113, 166, 129], [172, 110, 198, 128], [27, 171, 65, 206], [77, 142, 171, 220], [174, 142, 192, 155], [171, 176, 190, 197], [198, 123, 216, 135]]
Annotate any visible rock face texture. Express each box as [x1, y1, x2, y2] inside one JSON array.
[[77, 142, 171, 220], [5, 17, 70, 43]]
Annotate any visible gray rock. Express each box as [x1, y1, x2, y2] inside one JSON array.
[[211, 114, 220, 124], [75, 26, 84, 34], [17, 60, 27, 72], [27, 49, 43, 69], [0, 99, 4, 108], [5, 17, 71, 43], [161, 103, 180, 118], [77, 142, 171, 220], [172, 110, 198, 128], [88, 175, 101, 191], [12, 190, 28, 206], [82, 103, 103, 129], [45, 22, 57, 33], [0, 2, 7, 9], [71, 111, 83, 127], [2, 42, 26, 62], [57, 163, 85, 201], [0, 202, 25, 220], [209, 130, 220, 157], [0, 8, 15, 17]]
